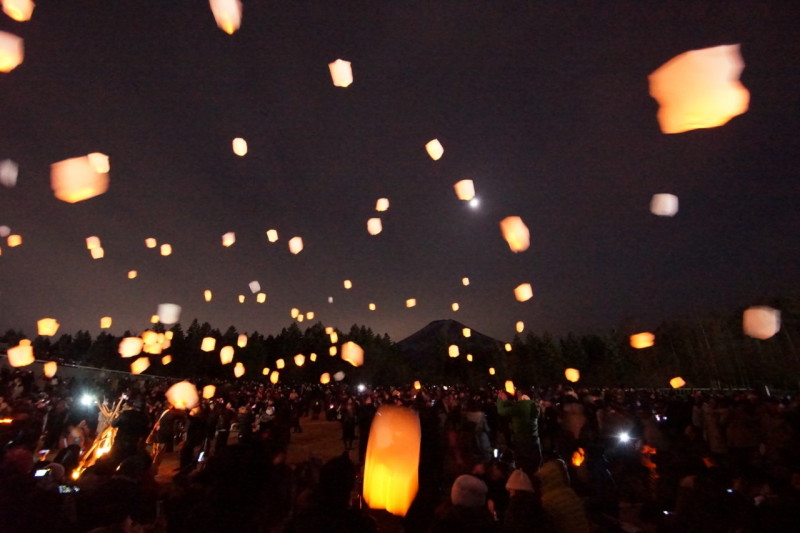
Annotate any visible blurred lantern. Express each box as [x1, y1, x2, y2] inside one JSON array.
[[453, 180, 475, 201], [516, 321, 524, 333], [369, 303, 376, 311], [375, 198, 389, 212], [160, 244, 172, 256], [333, 371, 345, 381], [505, 343, 512, 352], [630, 332, 655, 349], [306, 311, 314, 319], [650, 194, 679, 217], [50, 153, 109, 203], [248, 280, 260, 293], [128, 270, 137, 279], [256, 292, 266, 303], [743, 306, 781, 339], [201, 337, 216, 352], [161, 355, 172, 365], [266, 229, 278, 242], [330, 332, 339, 344], [145, 238, 157, 248], [367, 218, 383, 235], [7, 234, 21, 247], [157, 303, 181, 325], [291, 308, 300, 319], [130, 357, 150, 375], [0, 159, 16, 187], [141, 331, 158, 345], [451, 303, 459, 312], [500, 216, 530, 253], [572, 448, 586, 467], [237, 334, 247, 348], [462, 277, 470, 286], [220, 346, 234, 365], [670, 376, 686, 389], [325, 326, 334, 334], [222, 232, 236, 247], [165, 381, 199, 410], [565, 368, 580, 382], [288, 236, 303, 254], [276, 358, 285, 369], [462, 328, 471, 338], [165, 331, 174, 340], [425, 139, 444, 161], [118, 337, 143, 358], [648, 44, 749, 134], [344, 280, 353, 289], [406, 298, 416, 308], [448, 345, 459, 358], [413, 381, 421, 390], [329, 346, 338, 356], [328, 296, 334, 303], [231, 138, 247, 156], [514, 283, 533, 302], [0, 31, 23, 73], [294, 354, 305, 366], [270, 371, 279, 384], [262, 367, 269, 375], [341, 341, 364, 367], [86, 236, 101, 250], [233, 362, 245, 378], [328, 58, 353, 87], [204, 290, 212, 302], [363, 405, 421, 517], [8, 342, 33, 367], [90, 247, 104, 259], [37, 318, 59, 336], [202, 385, 216, 399], [0, 226, 9, 237], [310, 353, 317, 362], [43, 361, 57, 378], [149, 315, 159, 324], [504, 380, 516, 395], [2, 0, 35, 22], [238, 295, 245, 303], [320, 373, 331, 385], [466, 354, 473, 362], [100, 316, 112, 328], [209, 0, 242, 34], [297, 315, 304, 323]]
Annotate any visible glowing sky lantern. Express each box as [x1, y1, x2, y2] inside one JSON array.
[[118, 337, 143, 357], [367, 217, 383, 235], [238, 295, 245, 303], [329, 346, 338, 356], [310, 353, 317, 362], [320, 372, 331, 385], [128, 270, 137, 279], [237, 334, 247, 348], [363, 405, 421, 517], [505, 380, 516, 395], [266, 229, 279, 242], [149, 315, 159, 324], [209, 0, 242, 35], [270, 371, 279, 384], [37, 318, 59, 336], [161, 355, 172, 365], [165, 381, 199, 410], [330, 331, 339, 344], [343, 279, 353, 290], [670, 376, 686, 389], [204, 290, 212, 302], [222, 232, 236, 247], [276, 358, 285, 369], [505, 343, 513, 352], [369, 303, 376, 311], [201, 337, 216, 352], [341, 341, 364, 367], [50, 153, 109, 203], [86, 236, 101, 250], [160, 244, 172, 256], [453, 179, 475, 201], [425, 139, 444, 161], [650, 193, 679, 217], [231, 137, 247, 156], [0, 31, 23, 73], [572, 448, 585, 467], [100, 316, 112, 328], [219, 346, 234, 365], [262, 367, 269, 375], [256, 292, 266, 303], [328, 58, 353, 87], [145, 238, 157, 248], [294, 354, 305, 367], [2, 0, 35, 22], [202, 385, 216, 399], [514, 283, 533, 302], [0, 226, 9, 237], [413, 380, 421, 390], [141, 331, 158, 345], [157, 303, 181, 325], [462, 277, 470, 286], [630, 332, 655, 349], [90, 247, 104, 259], [500, 216, 530, 253], [565, 368, 580, 382], [43, 361, 57, 378], [248, 280, 260, 294], [165, 331, 174, 340], [448, 345, 460, 358], [451, 303, 459, 312], [466, 354, 473, 362], [375, 198, 390, 212], [516, 321, 524, 333], [333, 371, 345, 381], [489, 367, 496, 375], [7, 234, 22, 247], [462, 328, 471, 338], [233, 362, 245, 378], [7, 342, 33, 367], [325, 326, 334, 334], [291, 308, 300, 319], [743, 306, 781, 340], [130, 357, 150, 375], [328, 296, 334, 303], [649, 44, 749, 134], [305, 311, 314, 319], [297, 314, 304, 323], [0, 159, 17, 187], [288, 236, 303, 254], [406, 298, 417, 308]]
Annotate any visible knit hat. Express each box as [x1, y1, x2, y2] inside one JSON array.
[[505, 468, 534, 493], [451, 474, 488, 507]]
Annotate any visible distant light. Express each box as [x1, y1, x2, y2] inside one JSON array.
[[618, 432, 631, 443], [468, 198, 480, 208], [357, 384, 366, 393], [81, 395, 94, 407]]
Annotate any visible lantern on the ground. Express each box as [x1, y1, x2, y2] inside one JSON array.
[[100, 316, 112, 328], [50, 153, 109, 203], [266, 229, 278, 242], [288, 236, 303, 254], [157, 303, 181, 325], [237, 334, 247, 348], [565, 368, 580, 382], [219, 346, 234, 365], [670, 377, 686, 389], [130, 357, 150, 375], [2, 1, 35, 22], [222, 232, 236, 247], [453, 180, 475, 201], [234, 362, 245, 378], [320, 373, 331, 385], [201, 337, 216, 352], [202, 385, 216, 399], [145, 238, 157, 248], [514, 283, 533, 302], [204, 290, 212, 302], [367, 218, 383, 235], [448, 345, 459, 358], [630, 332, 655, 349], [231, 138, 247, 156], [294, 354, 305, 367], [7, 342, 33, 367], [743, 306, 781, 340], [500, 216, 530, 253], [86, 236, 101, 250], [650, 194, 679, 217], [166, 381, 199, 410], [43, 361, 57, 378], [119, 337, 143, 357], [425, 139, 443, 160], [37, 318, 59, 336], [0, 31, 23, 73], [376, 198, 389, 212], [505, 380, 515, 395], [328, 59, 353, 87], [341, 341, 364, 367], [160, 244, 172, 256], [406, 298, 416, 308], [209, 0, 242, 35], [462, 328, 471, 338]]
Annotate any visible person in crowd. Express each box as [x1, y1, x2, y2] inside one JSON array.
[[431, 473, 498, 532], [537, 454, 590, 533], [497, 389, 542, 477], [503, 468, 553, 533]]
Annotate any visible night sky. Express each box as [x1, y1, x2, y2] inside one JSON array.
[[0, 1, 798, 343]]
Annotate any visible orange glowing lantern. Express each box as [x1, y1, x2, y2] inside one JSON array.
[[141, 331, 158, 345], [448, 345, 460, 358], [149, 315, 159, 324], [209, 0, 242, 35], [130, 357, 150, 375], [500, 216, 530, 253], [565, 368, 580, 383], [462, 328, 471, 338], [265, 230, 278, 243], [0, 31, 23, 73], [462, 277, 470, 286], [237, 334, 247, 348], [330, 332, 339, 344], [425, 139, 444, 161], [161, 355, 172, 365], [128, 270, 137, 279], [325, 326, 334, 334], [90, 247, 104, 259], [160, 244, 172, 256], [466, 354, 473, 362], [204, 290, 212, 302], [369, 303, 376, 311], [516, 321, 524, 333], [202, 385, 216, 399], [145, 238, 157, 248], [222, 232, 236, 247], [86, 236, 101, 250], [118, 337, 143, 358], [7, 234, 22, 247], [238, 295, 245, 303], [43, 361, 57, 378], [650, 194, 679, 217], [157, 303, 181, 325], [288, 236, 303, 254], [294, 354, 305, 367], [572, 448, 585, 467], [262, 367, 269, 375], [412, 381, 421, 391], [201, 337, 216, 352], [452, 303, 459, 311], [291, 308, 300, 319], [233, 362, 245, 378], [2, 0, 35, 22], [505, 343, 512, 352], [256, 292, 266, 303], [219, 346, 234, 365], [344, 280, 353, 289], [504, 380, 516, 395], [165, 331, 174, 340], [100, 316, 112, 328], [306, 311, 314, 319], [670, 376, 686, 389], [453, 179, 475, 201], [329, 346, 338, 356], [367, 218, 383, 235], [630, 332, 655, 349], [488, 367, 496, 375], [270, 371, 279, 384], [406, 298, 416, 308], [276, 358, 285, 369], [165, 381, 199, 410], [514, 283, 533, 302], [310, 353, 317, 362], [50, 153, 109, 203], [231, 138, 247, 156], [7, 342, 33, 367], [320, 372, 331, 385], [743, 306, 781, 340], [328, 59, 353, 87], [297, 315, 304, 323], [376, 198, 390, 212], [341, 341, 364, 367], [37, 318, 59, 336]]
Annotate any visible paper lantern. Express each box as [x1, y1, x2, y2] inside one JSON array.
[[516, 321, 524, 333], [413, 380, 421, 390], [376, 198, 390, 212], [488, 367, 496, 376], [743, 306, 781, 339], [425, 139, 444, 161], [100, 316, 112, 328], [500, 216, 530, 253], [86, 236, 101, 250], [2, 0, 35, 22], [328, 296, 334, 303], [266, 229, 278, 242], [201, 337, 216, 352], [330, 332, 339, 344], [505, 343, 513, 352], [209, 0, 242, 34], [294, 354, 305, 367], [343, 279, 352, 290], [127, 270, 137, 279], [329, 346, 338, 356], [406, 298, 416, 308], [341, 341, 364, 367], [453, 179, 475, 201], [248, 280, 260, 293], [160, 244, 172, 256], [157, 303, 181, 325], [118, 337, 143, 357], [325, 326, 334, 334], [451, 303, 459, 312], [462, 277, 470, 286], [572, 448, 585, 467], [219, 346, 234, 365], [204, 290, 212, 302], [202, 385, 216, 399], [630, 332, 655, 349], [297, 315, 304, 323], [43, 361, 57, 378], [256, 292, 266, 303], [262, 367, 269, 375], [367, 218, 383, 235], [161, 355, 172, 365], [650, 194, 679, 217], [514, 283, 533, 302], [50, 153, 109, 203], [333, 371, 345, 382], [145, 238, 157, 248], [270, 371, 279, 384], [233, 334, 246, 348], [363, 405, 421, 517], [7, 343, 33, 367], [310, 353, 317, 362], [648, 44, 749, 134], [234, 362, 245, 378], [37, 318, 59, 336], [0, 225, 9, 237], [448, 345, 459, 358], [222, 232, 236, 247], [141, 331, 158, 345], [290, 308, 300, 319], [165, 331, 174, 340], [505, 380, 516, 395], [231, 137, 247, 156], [0, 159, 17, 187], [328, 58, 353, 87], [276, 358, 285, 369], [670, 377, 686, 389], [238, 295, 245, 303], [130, 357, 150, 375], [466, 354, 473, 362], [320, 373, 331, 385], [149, 315, 159, 324], [90, 247, 104, 259], [462, 328, 471, 338], [369, 303, 376, 311], [165, 381, 199, 410], [7, 234, 21, 247], [288, 236, 303, 254], [0, 31, 23, 73], [306, 311, 314, 319], [565, 368, 580, 383]]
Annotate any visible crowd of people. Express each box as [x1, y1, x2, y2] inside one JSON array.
[[2, 363, 800, 532]]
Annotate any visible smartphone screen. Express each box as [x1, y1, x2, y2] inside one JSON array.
[[34, 469, 49, 478]]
